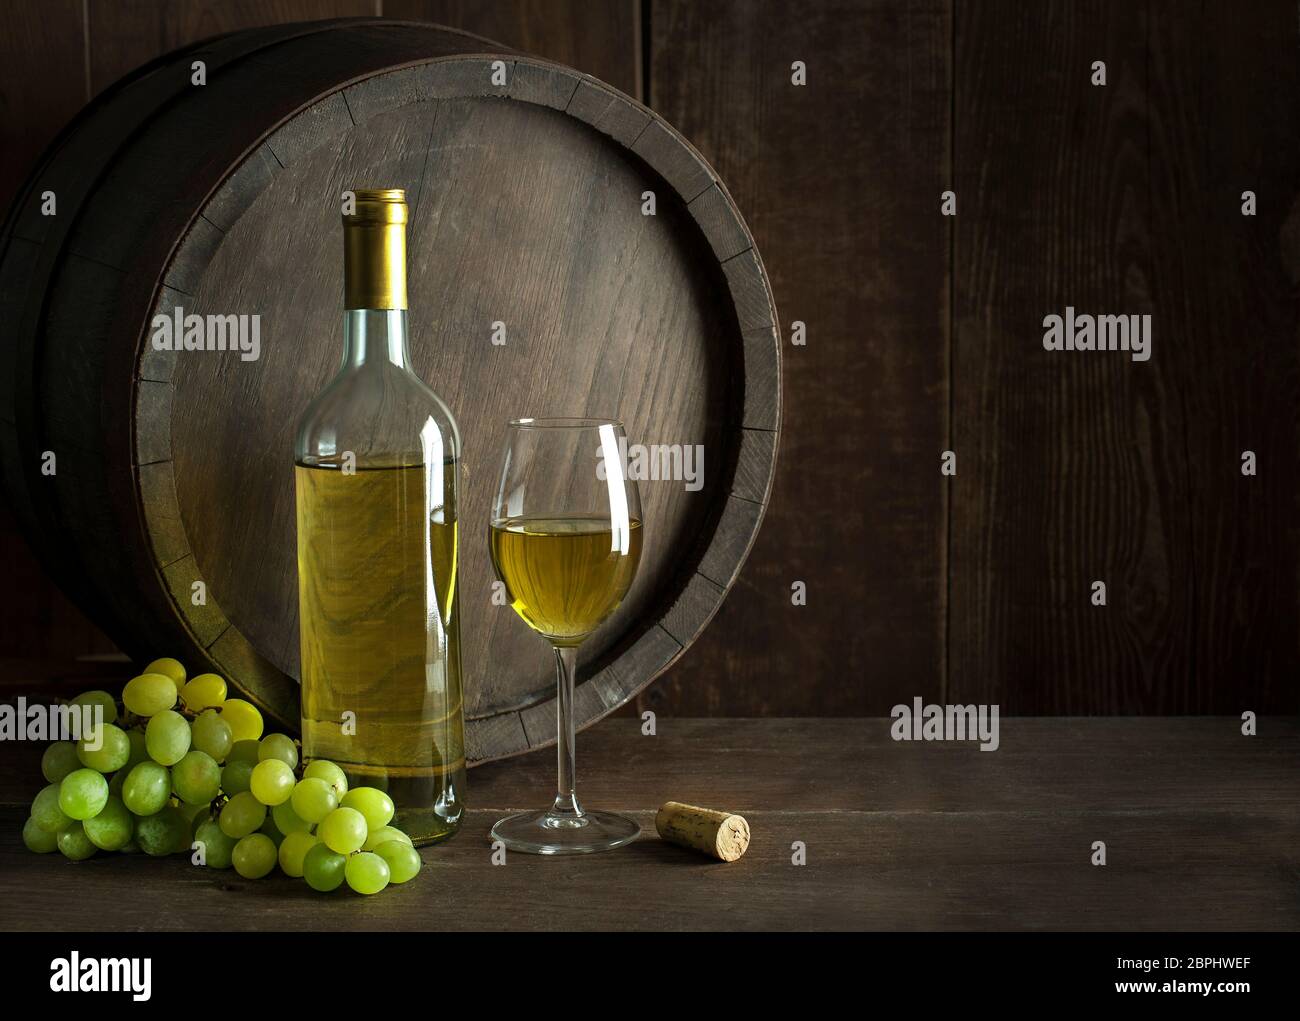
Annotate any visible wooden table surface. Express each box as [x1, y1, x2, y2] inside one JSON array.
[[1, 718, 1296, 931]]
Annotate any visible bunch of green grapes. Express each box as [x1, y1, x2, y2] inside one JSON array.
[[21, 657, 421, 897]]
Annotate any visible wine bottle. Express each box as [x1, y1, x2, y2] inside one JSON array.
[[294, 188, 465, 845]]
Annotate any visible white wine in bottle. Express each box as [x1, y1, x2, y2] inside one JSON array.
[[294, 188, 465, 845]]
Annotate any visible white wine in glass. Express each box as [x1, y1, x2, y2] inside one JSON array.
[[488, 419, 642, 854]]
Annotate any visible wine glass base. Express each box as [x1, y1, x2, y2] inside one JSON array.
[[490, 808, 640, 855]]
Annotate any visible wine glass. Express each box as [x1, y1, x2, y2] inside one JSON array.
[[488, 418, 643, 854]]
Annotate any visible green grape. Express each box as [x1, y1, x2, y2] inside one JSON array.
[[22, 816, 60, 853], [82, 795, 134, 851], [258, 733, 299, 769], [290, 777, 338, 824], [303, 759, 348, 799], [135, 806, 187, 856], [319, 807, 367, 855], [227, 740, 261, 764], [302, 843, 347, 892], [182, 798, 210, 820], [277, 831, 319, 877], [31, 784, 71, 832], [340, 787, 394, 831], [190, 711, 233, 762], [107, 770, 126, 797], [222, 754, 254, 795], [181, 799, 211, 837], [220, 699, 263, 743], [232, 833, 277, 879], [219, 791, 266, 839], [260, 812, 285, 847], [374, 840, 420, 884], [143, 657, 187, 692], [58, 768, 109, 821], [41, 742, 82, 784], [124, 729, 149, 768], [271, 800, 312, 835], [120, 838, 141, 854], [220, 759, 254, 796], [75, 723, 131, 773], [249, 759, 295, 806], [176, 814, 197, 852], [122, 672, 177, 717], [57, 823, 97, 861], [69, 690, 118, 726], [362, 825, 413, 851], [195, 818, 237, 868], [171, 750, 221, 805], [180, 672, 227, 712], [121, 761, 171, 816], [344, 851, 390, 895], [145, 710, 191, 766]]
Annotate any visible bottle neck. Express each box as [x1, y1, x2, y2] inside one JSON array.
[[340, 195, 410, 369], [344, 219, 407, 310], [341, 309, 411, 369]]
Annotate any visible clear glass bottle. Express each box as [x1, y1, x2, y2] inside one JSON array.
[[294, 188, 464, 844]]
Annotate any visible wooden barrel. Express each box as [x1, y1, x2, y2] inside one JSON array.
[[0, 18, 780, 765]]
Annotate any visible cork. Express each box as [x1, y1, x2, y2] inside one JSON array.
[[655, 801, 750, 862]]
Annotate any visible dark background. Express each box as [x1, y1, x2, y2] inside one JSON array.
[[2, 0, 1297, 716]]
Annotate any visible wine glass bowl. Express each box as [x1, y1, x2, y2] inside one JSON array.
[[488, 418, 643, 854]]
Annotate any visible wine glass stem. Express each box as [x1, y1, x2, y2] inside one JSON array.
[[551, 644, 583, 818]]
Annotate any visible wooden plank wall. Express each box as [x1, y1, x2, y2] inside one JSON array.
[[646, 0, 949, 715], [0, 0, 110, 660], [945, 0, 1300, 714], [1, 0, 1296, 715]]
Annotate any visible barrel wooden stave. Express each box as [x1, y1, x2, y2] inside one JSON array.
[[172, 72, 733, 725], [0, 21, 780, 764]]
